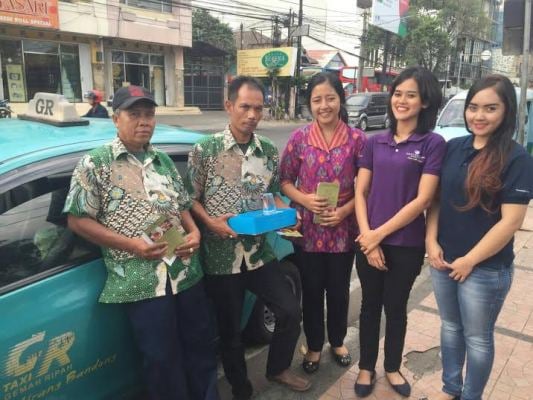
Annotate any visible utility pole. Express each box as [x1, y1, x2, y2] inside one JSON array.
[[357, 9, 368, 93], [517, 0, 532, 147], [380, 31, 390, 92], [240, 23, 243, 50], [294, 0, 303, 117]]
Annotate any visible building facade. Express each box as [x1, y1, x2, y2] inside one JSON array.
[[0, 0, 192, 106]]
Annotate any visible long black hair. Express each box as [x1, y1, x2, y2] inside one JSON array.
[[306, 72, 348, 123], [388, 66, 442, 134]]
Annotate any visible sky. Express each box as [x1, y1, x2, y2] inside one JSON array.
[[194, 0, 365, 65]]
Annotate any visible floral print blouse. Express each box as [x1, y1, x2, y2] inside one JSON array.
[[280, 121, 366, 253]]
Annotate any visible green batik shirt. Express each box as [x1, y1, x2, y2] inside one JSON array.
[[186, 126, 279, 275], [63, 137, 203, 303]]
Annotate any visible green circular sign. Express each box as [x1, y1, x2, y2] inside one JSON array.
[[261, 51, 289, 69]]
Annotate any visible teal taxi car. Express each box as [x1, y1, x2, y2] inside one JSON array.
[[0, 94, 299, 400]]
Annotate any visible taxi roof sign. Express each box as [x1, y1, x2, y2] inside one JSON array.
[[18, 93, 89, 126]]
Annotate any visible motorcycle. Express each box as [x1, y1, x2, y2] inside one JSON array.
[[0, 99, 13, 118]]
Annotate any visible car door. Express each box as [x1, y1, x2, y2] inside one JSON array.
[[0, 154, 143, 400]]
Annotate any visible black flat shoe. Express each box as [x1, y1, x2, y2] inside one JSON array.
[[354, 370, 376, 398], [302, 358, 320, 374], [330, 348, 352, 367], [386, 370, 411, 397]]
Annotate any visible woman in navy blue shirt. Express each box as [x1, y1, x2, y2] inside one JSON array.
[[426, 75, 533, 400]]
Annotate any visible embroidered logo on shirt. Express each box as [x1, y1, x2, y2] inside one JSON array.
[[406, 149, 425, 163]]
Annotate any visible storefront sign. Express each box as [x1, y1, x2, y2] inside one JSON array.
[[237, 47, 297, 77], [6, 64, 26, 102], [0, 0, 59, 29]]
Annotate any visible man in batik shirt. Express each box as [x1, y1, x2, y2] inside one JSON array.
[[64, 85, 219, 400], [186, 76, 310, 400]]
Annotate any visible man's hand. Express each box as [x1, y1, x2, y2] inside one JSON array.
[[446, 256, 475, 283], [366, 246, 387, 271], [207, 213, 238, 239], [301, 193, 329, 215], [129, 237, 168, 260], [175, 230, 201, 259], [356, 229, 385, 255]]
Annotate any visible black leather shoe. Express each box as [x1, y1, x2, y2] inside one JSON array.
[[354, 370, 376, 398], [302, 359, 320, 374], [330, 348, 352, 367], [386, 370, 411, 397]]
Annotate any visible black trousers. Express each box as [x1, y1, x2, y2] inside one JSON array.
[[125, 280, 220, 400], [296, 248, 355, 351], [204, 260, 301, 394], [355, 244, 424, 372]]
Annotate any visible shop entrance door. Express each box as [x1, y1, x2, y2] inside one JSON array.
[[25, 53, 60, 100], [125, 64, 150, 90]]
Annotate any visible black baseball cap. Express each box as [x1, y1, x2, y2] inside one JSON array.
[[112, 85, 157, 111]]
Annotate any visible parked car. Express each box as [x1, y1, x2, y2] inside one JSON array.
[[0, 94, 300, 400], [346, 92, 390, 131], [435, 88, 533, 143]]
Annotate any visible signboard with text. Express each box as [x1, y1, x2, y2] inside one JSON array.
[[0, 0, 59, 29], [371, 0, 409, 37], [237, 47, 297, 77]]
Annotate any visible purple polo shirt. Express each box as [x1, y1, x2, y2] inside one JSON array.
[[359, 131, 446, 247]]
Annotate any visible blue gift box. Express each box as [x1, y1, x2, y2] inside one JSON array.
[[228, 208, 297, 235]]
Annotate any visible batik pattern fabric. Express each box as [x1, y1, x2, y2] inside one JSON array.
[[186, 126, 279, 275], [64, 137, 203, 303], [280, 121, 366, 252]]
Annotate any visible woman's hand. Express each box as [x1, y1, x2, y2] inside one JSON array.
[[356, 229, 385, 254], [366, 246, 387, 271], [426, 239, 447, 270], [319, 208, 344, 227], [446, 256, 475, 283], [301, 193, 329, 215], [175, 230, 201, 260]]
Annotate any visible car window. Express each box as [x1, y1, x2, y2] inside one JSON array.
[[437, 99, 465, 127], [346, 95, 369, 107], [0, 174, 100, 291]]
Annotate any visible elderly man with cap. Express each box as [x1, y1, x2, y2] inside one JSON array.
[[64, 85, 219, 400]]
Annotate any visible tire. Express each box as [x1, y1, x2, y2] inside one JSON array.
[[359, 117, 368, 131], [384, 116, 391, 129], [242, 260, 302, 345]]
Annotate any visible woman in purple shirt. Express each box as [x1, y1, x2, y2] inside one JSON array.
[[280, 72, 366, 374], [354, 66, 446, 398]]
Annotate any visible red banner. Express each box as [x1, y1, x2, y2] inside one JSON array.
[[0, 0, 59, 29]]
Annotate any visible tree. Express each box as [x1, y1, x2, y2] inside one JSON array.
[[192, 9, 236, 58], [364, 0, 490, 74]]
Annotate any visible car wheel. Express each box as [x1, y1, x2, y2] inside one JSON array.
[[242, 260, 302, 345], [384, 116, 391, 129], [359, 117, 368, 131]]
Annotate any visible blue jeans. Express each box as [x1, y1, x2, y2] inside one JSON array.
[[431, 266, 513, 400]]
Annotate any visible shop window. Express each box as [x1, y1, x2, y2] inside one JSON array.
[[60, 52, 82, 102], [150, 55, 164, 66], [125, 52, 149, 65], [112, 51, 125, 63], [113, 63, 126, 93], [23, 40, 59, 54], [1, 40, 25, 102], [121, 0, 171, 13]]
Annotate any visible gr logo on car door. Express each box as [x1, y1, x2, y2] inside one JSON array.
[[2, 331, 117, 400]]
